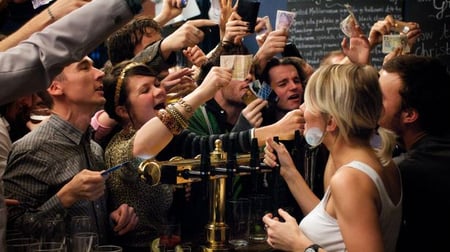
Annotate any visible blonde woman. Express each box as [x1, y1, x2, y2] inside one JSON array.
[[263, 64, 401, 252]]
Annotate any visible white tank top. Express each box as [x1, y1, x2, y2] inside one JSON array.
[[299, 161, 402, 252]]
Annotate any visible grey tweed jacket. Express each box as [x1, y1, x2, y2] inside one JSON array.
[[0, 0, 134, 106]]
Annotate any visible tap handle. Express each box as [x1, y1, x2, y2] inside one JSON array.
[[272, 136, 281, 217]]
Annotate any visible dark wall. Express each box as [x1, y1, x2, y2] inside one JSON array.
[[404, 0, 450, 73], [285, 0, 403, 69], [265, 0, 449, 71]]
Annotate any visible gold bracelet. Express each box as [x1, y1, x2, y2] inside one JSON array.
[[167, 104, 189, 129], [177, 98, 193, 114], [157, 109, 183, 135], [47, 7, 55, 21]]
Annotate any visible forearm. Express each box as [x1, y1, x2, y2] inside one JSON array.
[[135, 122, 254, 160], [133, 89, 212, 157], [252, 52, 270, 78], [231, 114, 253, 132], [282, 169, 320, 215], [133, 117, 174, 158], [154, 12, 173, 27], [132, 39, 176, 70], [4, 165, 67, 233], [159, 37, 179, 61], [153, 0, 182, 27], [254, 124, 294, 146], [56, 183, 78, 208], [0, 8, 53, 52], [7, 193, 66, 236]]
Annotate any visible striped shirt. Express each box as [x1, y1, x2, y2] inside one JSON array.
[[3, 115, 110, 243]]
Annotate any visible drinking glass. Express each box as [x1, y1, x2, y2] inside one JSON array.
[[70, 216, 94, 235], [158, 223, 181, 252], [179, 245, 192, 252], [40, 217, 66, 245], [6, 237, 40, 252], [0, 206, 6, 247], [70, 216, 96, 251], [92, 245, 123, 252], [71, 232, 98, 252], [31, 242, 66, 252], [6, 229, 27, 240], [249, 194, 271, 243], [227, 198, 250, 247]]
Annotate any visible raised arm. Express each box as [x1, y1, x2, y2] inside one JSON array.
[[0, 0, 91, 52], [133, 66, 232, 158], [153, 0, 183, 26], [252, 29, 288, 77], [0, 0, 140, 105]]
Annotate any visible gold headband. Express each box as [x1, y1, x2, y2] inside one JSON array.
[[114, 62, 146, 107]]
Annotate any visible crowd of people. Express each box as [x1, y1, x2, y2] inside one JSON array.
[[0, 0, 449, 252]]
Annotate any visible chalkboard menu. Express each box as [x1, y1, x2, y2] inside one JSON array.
[[286, 0, 403, 69], [404, 0, 450, 73]]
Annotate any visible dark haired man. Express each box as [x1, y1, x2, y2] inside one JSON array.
[[378, 55, 450, 252]]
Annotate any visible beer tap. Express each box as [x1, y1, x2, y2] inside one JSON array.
[[225, 136, 237, 200], [271, 136, 281, 217], [249, 138, 260, 194]]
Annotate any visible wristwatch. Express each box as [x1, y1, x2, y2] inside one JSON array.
[[305, 244, 321, 252]]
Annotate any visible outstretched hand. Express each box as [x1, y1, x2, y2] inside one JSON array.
[[341, 28, 371, 65], [183, 45, 207, 67], [162, 19, 218, 56], [162, 67, 196, 99], [195, 66, 232, 101]]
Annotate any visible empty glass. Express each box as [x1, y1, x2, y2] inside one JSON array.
[[227, 198, 250, 247], [71, 232, 98, 252], [0, 206, 6, 246], [31, 242, 66, 252], [249, 194, 271, 243], [70, 216, 96, 250], [40, 217, 66, 245], [92, 245, 122, 252], [6, 237, 40, 252], [70, 216, 94, 235]]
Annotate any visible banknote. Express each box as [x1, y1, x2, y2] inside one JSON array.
[[275, 10, 296, 31], [256, 16, 273, 41], [32, 0, 52, 9], [220, 55, 253, 80], [340, 4, 360, 37], [382, 34, 410, 53]]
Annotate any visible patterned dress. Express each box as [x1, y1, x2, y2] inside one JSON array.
[[104, 127, 173, 249]]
